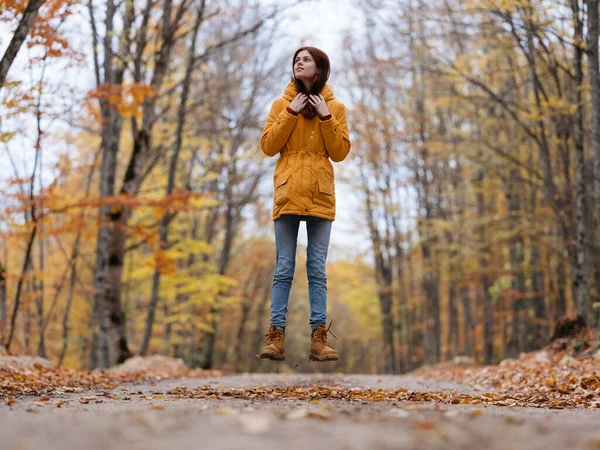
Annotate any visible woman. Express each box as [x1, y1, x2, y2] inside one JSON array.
[[258, 46, 351, 362]]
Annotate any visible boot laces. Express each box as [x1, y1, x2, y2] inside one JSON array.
[[264, 328, 283, 344], [314, 319, 338, 341]]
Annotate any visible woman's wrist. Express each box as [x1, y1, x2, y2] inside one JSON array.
[[319, 113, 332, 121]]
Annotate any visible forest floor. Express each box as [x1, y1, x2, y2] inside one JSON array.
[[2, 322, 600, 450], [2, 369, 600, 450]]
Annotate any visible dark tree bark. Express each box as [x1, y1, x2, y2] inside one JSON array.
[[505, 166, 525, 359], [413, 0, 441, 365], [3, 223, 37, 350], [586, 0, 600, 326], [0, 262, 6, 332], [530, 242, 547, 349], [475, 138, 494, 364], [162, 301, 171, 354], [460, 286, 473, 357], [556, 258, 567, 321], [35, 204, 46, 358], [586, 0, 600, 327], [0, 0, 47, 89], [90, 0, 132, 368], [250, 273, 273, 372], [234, 274, 263, 371], [394, 249, 410, 372], [58, 251, 78, 367], [446, 283, 459, 360], [571, 0, 591, 324]]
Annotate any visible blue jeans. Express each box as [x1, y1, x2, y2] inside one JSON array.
[[270, 215, 333, 331]]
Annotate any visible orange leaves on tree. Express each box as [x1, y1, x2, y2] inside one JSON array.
[[1, 0, 82, 62], [1, 84, 36, 119], [153, 250, 177, 275], [44, 190, 202, 217], [89, 83, 156, 119]]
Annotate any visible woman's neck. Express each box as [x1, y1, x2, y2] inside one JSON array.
[[302, 80, 313, 91]]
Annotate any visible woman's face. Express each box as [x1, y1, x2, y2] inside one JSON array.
[[294, 50, 317, 82]]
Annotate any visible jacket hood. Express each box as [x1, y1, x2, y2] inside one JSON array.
[[282, 81, 335, 102]]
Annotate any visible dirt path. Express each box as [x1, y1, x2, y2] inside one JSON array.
[[1, 373, 599, 450]]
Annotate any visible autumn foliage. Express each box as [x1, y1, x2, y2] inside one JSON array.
[[2, 0, 600, 387]]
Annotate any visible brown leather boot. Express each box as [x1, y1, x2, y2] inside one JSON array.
[[258, 324, 285, 361], [310, 321, 339, 361]]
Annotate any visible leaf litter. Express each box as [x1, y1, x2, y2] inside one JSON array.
[[2, 331, 599, 411]]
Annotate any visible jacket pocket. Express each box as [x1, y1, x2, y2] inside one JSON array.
[[313, 175, 335, 208], [274, 168, 292, 206]]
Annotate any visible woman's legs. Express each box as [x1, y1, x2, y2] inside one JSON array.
[[270, 215, 301, 330], [305, 216, 333, 331]]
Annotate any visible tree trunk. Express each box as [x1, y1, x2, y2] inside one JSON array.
[[423, 266, 440, 364], [531, 242, 547, 349], [476, 149, 494, 364], [571, 0, 591, 324], [92, 120, 132, 368], [234, 276, 261, 371], [586, 0, 600, 327], [100, 128, 152, 365], [250, 275, 272, 372], [460, 286, 473, 357], [4, 224, 37, 350], [161, 301, 171, 355], [92, 111, 129, 368], [0, 262, 6, 331], [507, 237, 525, 359], [58, 253, 78, 367], [528, 167, 546, 350], [378, 281, 396, 373], [0, 0, 47, 89], [419, 300, 428, 367], [399, 277, 411, 372], [24, 284, 33, 353], [90, 0, 132, 369], [394, 267, 410, 373], [446, 283, 459, 360], [505, 164, 525, 359], [556, 258, 567, 321], [36, 233, 46, 358]]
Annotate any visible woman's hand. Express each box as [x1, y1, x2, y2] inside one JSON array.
[[288, 93, 308, 113], [309, 94, 330, 118]]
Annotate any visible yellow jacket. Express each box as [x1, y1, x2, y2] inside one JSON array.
[[261, 81, 351, 221]]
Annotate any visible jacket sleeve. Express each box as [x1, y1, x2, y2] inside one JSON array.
[[260, 99, 298, 157], [319, 103, 351, 162]]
